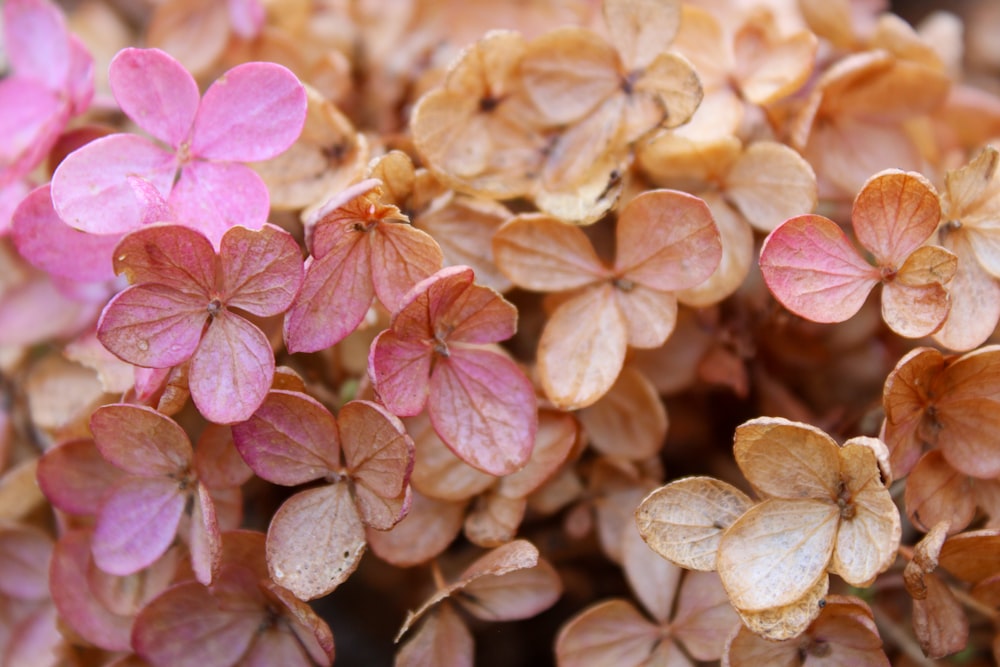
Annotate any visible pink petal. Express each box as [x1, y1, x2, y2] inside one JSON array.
[[132, 578, 262, 666], [0, 77, 67, 175], [37, 438, 124, 515], [391, 266, 516, 344], [127, 175, 175, 226], [283, 239, 373, 353], [368, 330, 432, 417], [261, 581, 336, 664], [65, 35, 95, 115], [193, 424, 254, 489], [429, 346, 537, 476], [759, 214, 880, 323], [112, 224, 216, 296], [170, 160, 271, 248], [109, 48, 199, 147], [11, 185, 118, 282], [189, 484, 222, 586], [3, 0, 70, 90], [230, 390, 341, 486], [52, 133, 177, 235], [0, 525, 52, 600], [0, 180, 30, 234], [188, 311, 274, 424], [92, 476, 186, 576], [50, 531, 133, 652], [97, 283, 207, 368], [90, 403, 193, 475], [369, 223, 444, 312], [0, 271, 97, 345], [219, 223, 303, 316], [191, 62, 307, 162], [227, 0, 265, 38]]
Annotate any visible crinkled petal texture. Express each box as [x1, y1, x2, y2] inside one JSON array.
[[109, 48, 200, 147], [52, 133, 177, 235], [493, 214, 609, 291], [219, 223, 303, 315], [112, 223, 217, 296], [189, 310, 275, 424], [734, 418, 841, 500], [760, 214, 879, 323], [717, 498, 839, 612], [852, 170, 941, 267]]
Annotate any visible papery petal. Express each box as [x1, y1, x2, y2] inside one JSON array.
[[759, 214, 879, 323], [369, 223, 443, 312], [538, 284, 627, 410], [112, 223, 216, 295], [230, 390, 341, 485], [0, 525, 51, 600], [97, 284, 206, 368], [109, 48, 199, 147], [169, 160, 271, 248], [636, 477, 753, 572], [65, 36, 95, 114], [50, 531, 133, 652], [339, 400, 414, 528], [92, 476, 186, 576], [266, 485, 366, 600], [497, 409, 578, 499], [194, 424, 254, 489], [733, 417, 841, 500], [396, 603, 473, 667], [261, 582, 336, 665], [521, 27, 620, 126], [622, 522, 681, 622], [852, 170, 941, 266], [717, 498, 838, 611], [672, 571, 739, 660], [676, 194, 754, 307], [409, 414, 496, 501], [732, 573, 829, 642], [613, 284, 678, 349], [188, 311, 274, 424], [91, 403, 192, 475], [368, 330, 432, 417], [11, 185, 118, 282], [219, 223, 303, 316], [189, 484, 222, 586], [604, 0, 680, 69], [630, 52, 703, 134], [725, 142, 818, 233], [555, 599, 664, 667], [4, 0, 70, 88], [283, 235, 372, 353], [132, 579, 262, 667], [228, 0, 265, 38], [933, 230, 1000, 351], [905, 451, 976, 533], [366, 491, 465, 568], [429, 347, 537, 476], [146, 0, 229, 79], [459, 556, 561, 621], [615, 190, 721, 291], [191, 62, 306, 162], [37, 438, 124, 515], [52, 133, 177, 235], [881, 281, 951, 338], [579, 366, 667, 461], [493, 214, 608, 291]]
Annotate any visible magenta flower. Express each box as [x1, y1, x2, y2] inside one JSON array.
[[0, 0, 93, 230], [97, 223, 304, 423], [51, 47, 307, 247], [368, 266, 538, 476]]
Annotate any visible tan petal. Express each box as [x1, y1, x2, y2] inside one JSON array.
[[578, 366, 667, 461], [718, 498, 837, 611], [733, 417, 841, 500], [622, 522, 682, 622], [638, 131, 742, 192], [904, 451, 975, 534], [734, 28, 818, 106], [538, 284, 628, 410], [933, 229, 1000, 351], [365, 491, 466, 568], [458, 556, 562, 622], [630, 52, 703, 133], [147, 0, 228, 77], [671, 571, 740, 660], [938, 529, 1000, 583], [896, 244, 958, 288], [880, 281, 950, 338], [945, 146, 1000, 219], [498, 410, 579, 499], [555, 599, 663, 667], [912, 574, 969, 659], [612, 284, 678, 349], [732, 574, 829, 641], [409, 414, 495, 502], [396, 603, 473, 667], [676, 194, 754, 307], [671, 6, 728, 90], [635, 477, 753, 572], [464, 492, 525, 548], [603, 0, 681, 70], [934, 347, 1000, 478], [725, 142, 818, 233], [493, 214, 608, 292]]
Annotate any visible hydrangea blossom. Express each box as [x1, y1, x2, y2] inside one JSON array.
[[51, 47, 307, 247]]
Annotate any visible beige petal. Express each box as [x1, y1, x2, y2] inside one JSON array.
[[538, 284, 628, 410], [676, 194, 754, 307], [498, 410, 579, 499], [464, 492, 526, 548], [603, 0, 681, 70], [630, 52, 703, 133], [612, 284, 678, 349], [896, 244, 958, 288], [493, 214, 608, 292], [638, 131, 742, 192], [671, 5, 728, 90], [622, 521, 682, 622], [409, 414, 495, 502], [635, 477, 754, 572], [912, 574, 969, 659], [718, 498, 838, 611], [147, 0, 229, 77], [366, 491, 466, 568], [734, 28, 817, 106], [732, 574, 829, 641], [671, 570, 739, 660], [945, 146, 1000, 219], [725, 142, 818, 233], [578, 366, 667, 461], [733, 417, 841, 500], [905, 451, 975, 534], [396, 603, 473, 667], [933, 229, 1000, 351], [880, 281, 950, 339], [555, 599, 663, 667]]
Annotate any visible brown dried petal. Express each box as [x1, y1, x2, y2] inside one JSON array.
[[554, 598, 662, 667], [409, 414, 495, 502], [463, 493, 525, 548], [635, 477, 754, 572], [733, 574, 829, 642], [912, 573, 968, 659], [938, 529, 1000, 583], [676, 194, 754, 307], [725, 142, 818, 233], [622, 522, 682, 623], [603, 0, 681, 70], [498, 410, 578, 499], [578, 366, 667, 461], [366, 491, 465, 569], [671, 571, 739, 661], [396, 603, 473, 667], [733, 417, 840, 501], [904, 451, 975, 534]]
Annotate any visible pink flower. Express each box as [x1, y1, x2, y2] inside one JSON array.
[[97, 223, 304, 423], [51, 47, 307, 247]]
